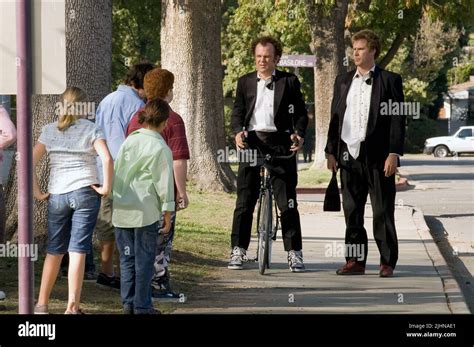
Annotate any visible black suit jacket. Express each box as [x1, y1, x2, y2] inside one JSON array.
[[325, 66, 406, 168], [231, 70, 308, 138]]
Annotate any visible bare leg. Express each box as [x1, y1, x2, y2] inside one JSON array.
[[100, 240, 115, 276], [66, 252, 86, 312], [37, 253, 64, 306]]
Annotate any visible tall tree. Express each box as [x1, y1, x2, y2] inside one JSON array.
[[305, 0, 348, 169], [161, 0, 235, 192], [5, 0, 112, 242]]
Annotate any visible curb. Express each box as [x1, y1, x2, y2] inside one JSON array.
[[410, 206, 470, 314], [296, 187, 329, 194], [296, 176, 411, 195]]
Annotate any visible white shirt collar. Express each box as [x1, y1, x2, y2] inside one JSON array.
[[257, 70, 276, 81], [353, 65, 376, 79]]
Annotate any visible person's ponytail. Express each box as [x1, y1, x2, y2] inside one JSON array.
[[57, 87, 88, 131]]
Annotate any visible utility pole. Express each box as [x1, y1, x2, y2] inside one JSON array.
[[16, 0, 34, 314]]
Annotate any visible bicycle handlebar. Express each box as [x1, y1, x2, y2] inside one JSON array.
[[240, 129, 300, 152], [252, 150, 296, 167]]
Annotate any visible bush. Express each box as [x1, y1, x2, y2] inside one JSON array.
[[405, 116, 440, 153], [447, 62, 474, 86]]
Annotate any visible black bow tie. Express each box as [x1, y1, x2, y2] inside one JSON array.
[[257, 76, 275, 90], [356, 71, 373, 85]]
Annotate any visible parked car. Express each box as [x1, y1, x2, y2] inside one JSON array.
[[424, 126, 474, 157]]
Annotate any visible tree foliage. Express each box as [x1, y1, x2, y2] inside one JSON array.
[[387, 13, 461, 104], [112, 0, 161, 89]]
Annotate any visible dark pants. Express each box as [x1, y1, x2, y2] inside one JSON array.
[[115, 222, 159, 313], [339, 141, 398, 268], [231, 131, 302, 252]]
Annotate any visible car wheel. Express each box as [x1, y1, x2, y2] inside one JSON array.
[[434, 145, 449, 158]]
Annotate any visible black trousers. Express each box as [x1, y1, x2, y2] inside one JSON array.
[[231, 131, 302, 252], [339, 141, 398, 268]]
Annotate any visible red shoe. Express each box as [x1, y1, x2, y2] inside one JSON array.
[[379, 265, 394, 277], [336, 260, 365, 275]]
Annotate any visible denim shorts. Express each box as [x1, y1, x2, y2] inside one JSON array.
[[47, 186, 101, 254]]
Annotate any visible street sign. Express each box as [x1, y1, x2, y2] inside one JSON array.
[[0, 0, 66, 94], [278, 54, 316, 67]]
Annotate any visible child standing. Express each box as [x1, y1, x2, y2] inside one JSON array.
[[34, 87, 113, 314], [127, 68, 190, 302], [112, 99, 174, 314]]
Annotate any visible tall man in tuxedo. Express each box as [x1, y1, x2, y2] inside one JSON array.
[[229, 36, 308, 272], [325, 30, 406, 277]]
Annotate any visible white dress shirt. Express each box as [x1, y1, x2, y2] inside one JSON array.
[[341, 66, 375, 159], [248, 71, 277, 132]]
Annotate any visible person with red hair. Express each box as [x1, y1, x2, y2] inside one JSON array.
[[127, 68, 190, 303]]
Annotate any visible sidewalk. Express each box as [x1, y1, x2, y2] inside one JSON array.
[[174, 197, 470, 314]]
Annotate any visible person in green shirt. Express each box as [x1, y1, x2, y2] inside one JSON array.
[[112, 99, 174, 314]]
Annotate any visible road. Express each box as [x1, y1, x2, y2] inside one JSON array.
[[398, 154, 474, 313]]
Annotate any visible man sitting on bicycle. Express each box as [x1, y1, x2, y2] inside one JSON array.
[[229, 36, 308, 272]]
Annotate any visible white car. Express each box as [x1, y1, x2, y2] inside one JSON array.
[[424, 126, 474, 157]]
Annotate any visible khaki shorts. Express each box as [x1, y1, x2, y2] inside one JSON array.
[[95, 197, 115, 241]]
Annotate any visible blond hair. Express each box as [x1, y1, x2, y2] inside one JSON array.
[[58, 87, 88, 131]]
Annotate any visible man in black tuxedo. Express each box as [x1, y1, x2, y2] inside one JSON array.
[[325, 29, 405, 277], [229, 36, 308, 272]]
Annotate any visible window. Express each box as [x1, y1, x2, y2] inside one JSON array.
[[457, 128, 473, 138]]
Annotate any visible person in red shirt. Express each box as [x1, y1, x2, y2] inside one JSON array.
[[127, 68, 190, 302]]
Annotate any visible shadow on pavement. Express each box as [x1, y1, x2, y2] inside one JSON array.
[[424, 216, 474, 313]]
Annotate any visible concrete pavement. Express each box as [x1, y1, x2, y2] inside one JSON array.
[[397, 154, 474, 312], [174, 198, 470, 314]]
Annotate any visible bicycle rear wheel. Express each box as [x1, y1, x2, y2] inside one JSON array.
[[257, 190, 272, 275]]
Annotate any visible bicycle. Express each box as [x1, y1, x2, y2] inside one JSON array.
[[254, 148, 297, 275]]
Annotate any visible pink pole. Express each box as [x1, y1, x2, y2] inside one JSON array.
[[16, 0, 33, 314]]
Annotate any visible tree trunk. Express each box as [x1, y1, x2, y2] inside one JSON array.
[[66, 0, 112, 104], [5, 0, 112, 243], [305, 0, 348, 169], [378, 33, 405, 70], [161, 0, 235, 192]]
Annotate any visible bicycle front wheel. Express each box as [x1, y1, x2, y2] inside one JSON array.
[[257, 189, 272, 275]]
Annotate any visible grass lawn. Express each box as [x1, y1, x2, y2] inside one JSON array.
[[230, 161, 332, 187], [0, 184, 235, 314], [297, 167, 332, 187]]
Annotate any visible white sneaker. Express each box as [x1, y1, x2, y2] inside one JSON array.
[[288, 250, 306, 272], [227, 246, 248, 270]]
